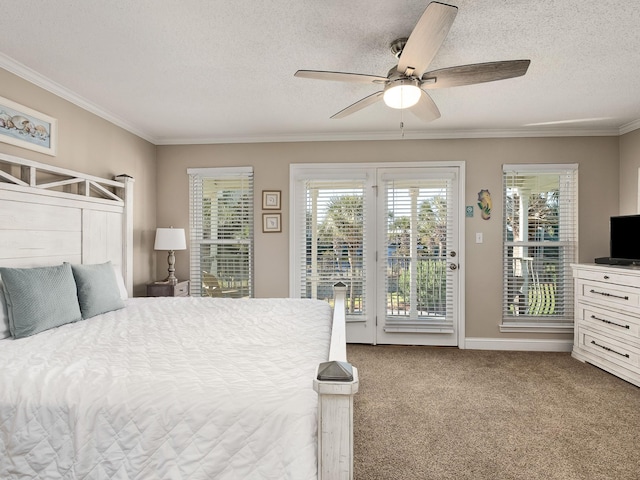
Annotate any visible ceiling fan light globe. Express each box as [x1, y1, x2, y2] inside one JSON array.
[[383, 81, 421, 109]]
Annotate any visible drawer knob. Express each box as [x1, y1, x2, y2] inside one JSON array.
[[603, 275, 610, 279]]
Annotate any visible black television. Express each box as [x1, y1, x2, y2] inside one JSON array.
[[604, 215, 640, 265]]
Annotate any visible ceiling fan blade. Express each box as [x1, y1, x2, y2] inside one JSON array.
[[409, 90, 441, 122], [397, 2, 458, 78], [421, 60, 531, 88], [331, 91, 384, 119], [295, 70, 388, 84]]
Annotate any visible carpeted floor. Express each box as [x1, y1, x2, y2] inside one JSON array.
[[347, 344, 640, 480]]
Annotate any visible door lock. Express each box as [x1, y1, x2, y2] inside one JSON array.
[[450, 251, 457, 257]]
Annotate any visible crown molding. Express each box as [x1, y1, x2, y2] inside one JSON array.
[[0, 52, 158, 145], [620, 119, 640, 135], [157, 127, 621, 145], [2, 52, 637, 145]]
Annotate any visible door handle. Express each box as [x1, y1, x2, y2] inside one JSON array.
[[449, 263, 458, 271]]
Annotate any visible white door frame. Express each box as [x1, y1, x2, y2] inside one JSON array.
[[289, 161, 466, 349]]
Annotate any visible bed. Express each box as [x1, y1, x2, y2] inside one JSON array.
[[0, 153, 358, 479]]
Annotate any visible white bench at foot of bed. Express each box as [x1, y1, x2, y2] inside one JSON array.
[[314, 283, 359, 480]]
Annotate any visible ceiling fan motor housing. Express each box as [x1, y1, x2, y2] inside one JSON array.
[[390, 38, 408, 58]]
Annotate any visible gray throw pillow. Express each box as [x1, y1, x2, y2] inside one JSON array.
[[70, 261, 125, 319], [0, 264, 82, 339], [0, 281, 10, 339]]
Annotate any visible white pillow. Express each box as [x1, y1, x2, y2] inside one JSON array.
[[0, 280, 10, 340], [112, 265, 129, 300]]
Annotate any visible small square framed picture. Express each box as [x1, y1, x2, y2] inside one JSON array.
[[262, 190, 281, 210], [263, 213, 282, 233]]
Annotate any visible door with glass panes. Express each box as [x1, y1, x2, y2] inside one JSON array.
[[290, 164, 461, 345]]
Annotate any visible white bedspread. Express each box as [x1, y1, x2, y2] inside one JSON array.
[[0, 297, 332, 480]]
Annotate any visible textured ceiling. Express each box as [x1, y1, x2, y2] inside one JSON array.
[[0, 0, 639, 144]]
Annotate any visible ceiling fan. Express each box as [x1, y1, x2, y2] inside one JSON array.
[[294, 1, 530, 122]]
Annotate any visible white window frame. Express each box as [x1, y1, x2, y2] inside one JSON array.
[[187, 166, 254, 297], [289, 166, 373, 321], [501, 163, 578, 333]]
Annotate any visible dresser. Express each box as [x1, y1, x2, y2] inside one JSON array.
[[146, 280, 190, 297], [572, 264, 640, 387]]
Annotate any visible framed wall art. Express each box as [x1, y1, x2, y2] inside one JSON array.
[[0, 95, 57, 156], [262, 190, 281, 210], [263, 213, 281, 233]]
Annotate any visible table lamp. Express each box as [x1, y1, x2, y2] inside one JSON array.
[[154, 227, 186, 285]]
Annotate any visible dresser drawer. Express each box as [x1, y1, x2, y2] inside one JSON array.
[[174, 282, 189, 297], [577, 327, 640, 372], [575, 267, 640, 288], [577, 303, 640, 340], [147, 280, 190, 297], [577, 279, 640, 311]]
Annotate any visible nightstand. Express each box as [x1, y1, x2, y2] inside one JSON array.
[[147, 280, 190, 297]]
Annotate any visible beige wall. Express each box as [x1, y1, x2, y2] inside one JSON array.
[[2, 67, 628, 341], [0, 68, 158, 296], [619, 128, 640, 214], [157, 136, 620, 340]]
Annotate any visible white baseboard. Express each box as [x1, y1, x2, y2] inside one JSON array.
[[464, 337, 573, 352]]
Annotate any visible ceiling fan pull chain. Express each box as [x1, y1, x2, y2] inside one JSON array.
[[400, 108, 405, 138]]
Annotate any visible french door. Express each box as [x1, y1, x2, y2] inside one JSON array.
[[290, 163, 463, 346]]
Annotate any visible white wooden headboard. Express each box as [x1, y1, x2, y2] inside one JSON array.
[[0, 153, 134, 295]]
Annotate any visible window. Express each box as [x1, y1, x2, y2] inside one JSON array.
[[502, 164, 578, 332], [188, 167, 253, 298], [292, 175, 368, 318]]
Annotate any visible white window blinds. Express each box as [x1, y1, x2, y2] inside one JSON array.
[[502, 164, 578, 330], [188, 167, 253, 298], [294, 179, 367, 318], [381, 173, 456, 332]]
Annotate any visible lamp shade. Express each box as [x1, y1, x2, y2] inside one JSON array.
[[383, 79, 421, 109], [154, 228, 186, 251]]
